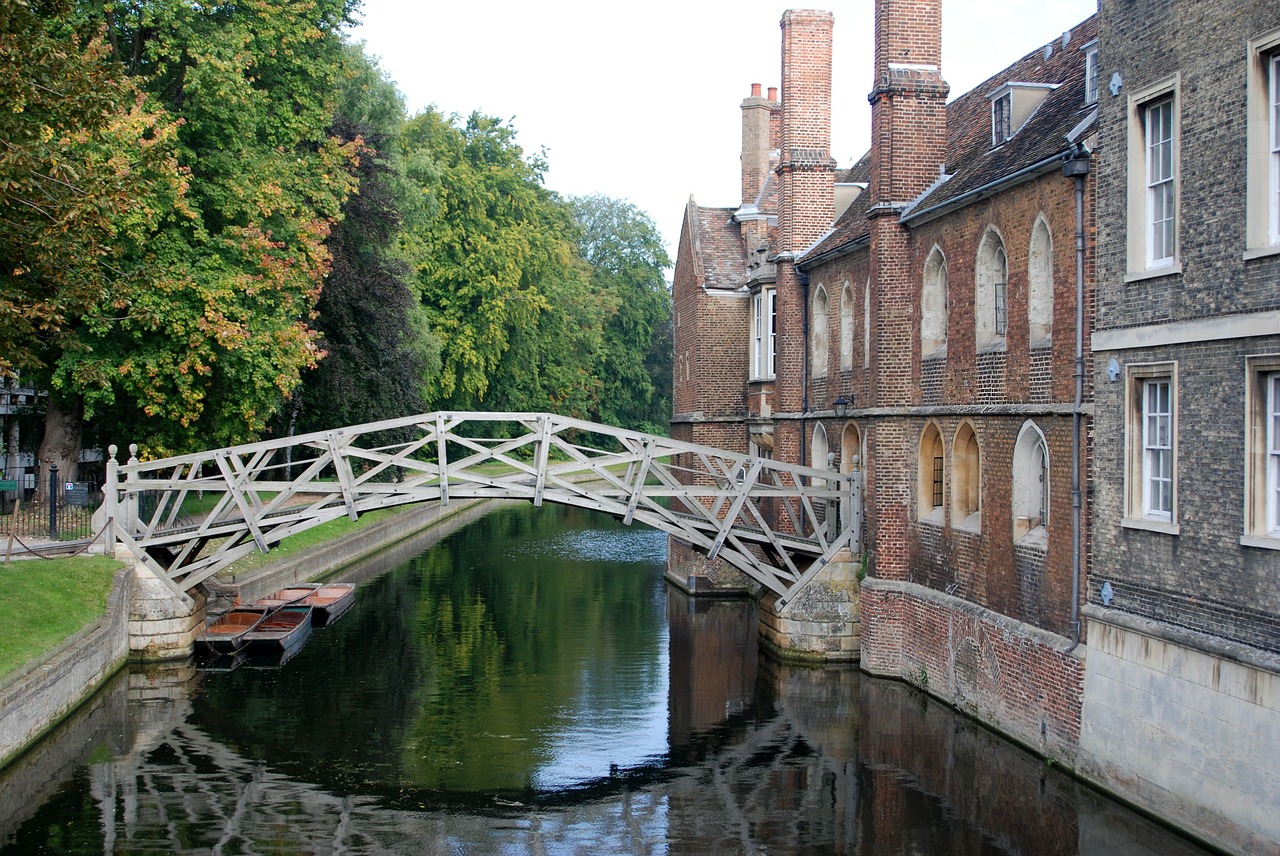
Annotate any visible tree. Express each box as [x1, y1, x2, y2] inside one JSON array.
[[27, 0, 362, 461], [568, 194, 673, 434], [280, 48, 439, 436], [0, 2, 188, 480]]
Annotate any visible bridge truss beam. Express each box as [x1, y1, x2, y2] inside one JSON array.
[[97, 412, 862, 610]]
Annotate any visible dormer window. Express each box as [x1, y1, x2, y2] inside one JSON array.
[[993, 93, 1013, 145], [1084, 43, 1100, 105], [988, 82, 1059, 147]]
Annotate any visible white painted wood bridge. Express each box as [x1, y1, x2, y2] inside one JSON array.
[[96, 412, 862, 609]]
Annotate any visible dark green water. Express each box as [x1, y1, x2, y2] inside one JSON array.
[[0, 505, 1218, 854]]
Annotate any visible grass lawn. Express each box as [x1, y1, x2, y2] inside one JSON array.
[[0, 556, 121, 680], [221, 506, 404, 577]]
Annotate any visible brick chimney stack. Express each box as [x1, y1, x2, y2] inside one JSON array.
[[740, 83, 777, 208], [868, 0, 949, 209], [866, 0, 949, 581], [772, 8, 837, 443], [777, 8, 836, 254]]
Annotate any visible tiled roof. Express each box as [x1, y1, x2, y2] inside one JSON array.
[[907, 14, 1098, 218], [695, 205, 746, 290], [800, 14, 1097, 264]]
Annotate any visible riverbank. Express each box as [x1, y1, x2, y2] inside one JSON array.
[[0, 497, 498, 771]]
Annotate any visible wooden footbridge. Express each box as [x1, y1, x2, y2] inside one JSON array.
[[96, 412, 861, 610]]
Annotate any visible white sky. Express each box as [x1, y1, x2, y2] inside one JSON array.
[[350, 0, 1099, 259]]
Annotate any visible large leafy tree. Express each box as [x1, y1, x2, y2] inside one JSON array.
[[24, 0, 361, 464], [569, 194, 672, 434], [399, 110, 593, 412], [280, 47, 439, 437], [0, 0, 188, 478]]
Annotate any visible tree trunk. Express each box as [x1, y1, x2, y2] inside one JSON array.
[[37, 395, 84, 502]]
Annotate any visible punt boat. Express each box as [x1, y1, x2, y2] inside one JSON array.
[[254, 583, 356, 627], [240, 605, 314, 655], [197, 607, 268, 654]]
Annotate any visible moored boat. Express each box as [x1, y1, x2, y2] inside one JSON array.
[[254, 583, 356, 628], [197, 607, 268, 654], [240, 605, 314, 654]]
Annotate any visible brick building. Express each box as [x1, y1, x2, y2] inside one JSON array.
[[1080, 0, 1280, 851], [672, 0, 1098, 756], [671, 1, 1279, 849]]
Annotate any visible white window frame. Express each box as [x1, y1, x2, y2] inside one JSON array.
[[1125, 77, 1181, 279], [1123, 362, 1179, 533], [1242, 355, 1280, 548], [1246, 32, 1280, 256], [1084, 44, 1099, 106], [751, 288, 777, 380]]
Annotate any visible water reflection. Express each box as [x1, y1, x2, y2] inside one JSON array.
[[0, 505, 1216, 855]]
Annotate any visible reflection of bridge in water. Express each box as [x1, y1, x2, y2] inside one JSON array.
[[98, 412, 861, 608]]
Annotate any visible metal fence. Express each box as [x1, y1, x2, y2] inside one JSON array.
[[0, 467, 101, 542]]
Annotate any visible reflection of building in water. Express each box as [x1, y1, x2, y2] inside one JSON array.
[[666, 588, 757, 746]]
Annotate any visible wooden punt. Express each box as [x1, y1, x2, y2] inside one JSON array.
[[197, 607, 268, 654], [240, 605, 314, 654], [254, 583, 356, 628]]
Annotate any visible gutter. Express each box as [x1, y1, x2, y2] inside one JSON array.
[[900, 150, 1074, 228]]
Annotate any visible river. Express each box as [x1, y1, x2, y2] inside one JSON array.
[[0, 504, 1218, 854]]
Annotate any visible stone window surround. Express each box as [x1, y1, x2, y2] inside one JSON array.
[[811, 282, 830, 379], [1013, 419, 1050, 543], [951, 421, 982, 533], [1122, 361, 1180, 535], [918, 420, 946, 524], [975, 227, 1009, 351], [1124, 74, 1182, 280], [1242, 354, 1280, 550], [922, 246, 948, 357], [1245, 29, 1280, 256]]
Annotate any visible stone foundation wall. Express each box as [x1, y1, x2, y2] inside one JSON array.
[[758, 551, 860, 662], [663, 536, 759, 597], [860, 576, 1083, 762], [0, 568, 132, 770], [1079, 607, 1280, 855]]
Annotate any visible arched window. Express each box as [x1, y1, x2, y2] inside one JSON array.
[[840, 282, 854, 371], [812, 284, 830, 378], [840, 422, 862, 473], [951, 423, 981, 531], [1013, 421, 1050, 541], [1028, 217, 1054, 344], [918, 422, 945, 522], [976, 229, 1008, 349], [811, 422, 830, 486], [922, 248, 948, 356]]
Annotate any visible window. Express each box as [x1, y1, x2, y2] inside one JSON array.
[[951, 423, 981, 532], [1244, 356, 1280, 547], [1028, 217, 1054, 343], [992, 92, 1013, 145], [1246, 34, 1280, 254], [812, 285, 829, 378], [1126, 78, 1180, 276], [751, 288, 777, 379], [1013, 421, 1049, 541], [1146, 98, 1176, 266], [1084, 44, 1099, 105], [918, 422, 945, 523], [840, 282, 854, 371], [975, 229, 1008, 349], [1124, 363, 1178, 531], [922, 247, 947, 356], [863, 278, 872, 368]]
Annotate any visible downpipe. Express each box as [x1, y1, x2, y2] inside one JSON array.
[[1063, 146, 1090, 653]]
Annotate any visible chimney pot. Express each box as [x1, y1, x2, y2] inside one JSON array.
[[751, 83, 762, 97], [768, 86, 778, 101]]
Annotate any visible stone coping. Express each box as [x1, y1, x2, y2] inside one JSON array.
[[1083, 603, 1280, 676]]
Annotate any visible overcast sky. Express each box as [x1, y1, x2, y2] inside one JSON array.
[[350, 0, 1099, 258]]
